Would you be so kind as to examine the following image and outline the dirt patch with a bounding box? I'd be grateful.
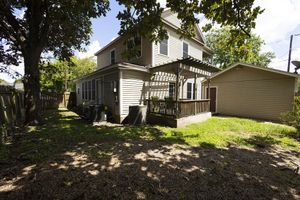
[0,139,299,200]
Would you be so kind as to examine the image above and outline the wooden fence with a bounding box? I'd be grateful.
[0,86,64,127]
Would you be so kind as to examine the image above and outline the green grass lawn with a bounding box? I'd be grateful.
[158,117,300,151]
[1,109,300,199]
[1,109,299,164]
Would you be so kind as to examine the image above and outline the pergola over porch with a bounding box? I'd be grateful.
[147,57,220,119]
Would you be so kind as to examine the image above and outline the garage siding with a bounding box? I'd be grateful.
[205,66,296,121]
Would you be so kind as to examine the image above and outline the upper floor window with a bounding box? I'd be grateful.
[160,38,168,56]
[126,35,142,60]
[183,42,189,58]
[110,49,116,64]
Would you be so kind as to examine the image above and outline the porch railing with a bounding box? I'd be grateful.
[146,99,210,118]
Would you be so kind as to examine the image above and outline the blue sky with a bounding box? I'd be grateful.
[1,0,300,82]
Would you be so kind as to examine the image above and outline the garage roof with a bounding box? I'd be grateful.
[209,63,300,80]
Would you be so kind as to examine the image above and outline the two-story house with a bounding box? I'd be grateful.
[75,9,220,126]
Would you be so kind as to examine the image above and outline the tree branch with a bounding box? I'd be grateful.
[233,0,251,37]
[0,0,27,50]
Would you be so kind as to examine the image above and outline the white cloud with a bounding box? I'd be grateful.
[254,0,300,43]
[77,40,101,59]
[252,0,300,71]
[269,47,300,72]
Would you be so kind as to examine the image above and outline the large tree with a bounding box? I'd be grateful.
[0,0,109,124]
[0,0,263,125]
[40,56,96,93]
[206,26,275,69]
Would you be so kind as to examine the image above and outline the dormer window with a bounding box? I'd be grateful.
[183,42,189,58]
[160,38,168,56]
[110,49,116,64]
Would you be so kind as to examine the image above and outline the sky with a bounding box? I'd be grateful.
[1,0,300,83]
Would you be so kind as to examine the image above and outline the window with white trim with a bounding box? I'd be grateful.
[160,39,168,56]
[110,49,116,64]
[183,42,189,58]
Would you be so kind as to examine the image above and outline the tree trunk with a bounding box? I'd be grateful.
[23,52,42,125]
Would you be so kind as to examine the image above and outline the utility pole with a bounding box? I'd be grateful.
[287,35,293,72]
[287,34,300,72]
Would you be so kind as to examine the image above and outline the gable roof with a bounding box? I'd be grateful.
[161,9,206,44]
[208,63,300,80]
[95,9,212,56]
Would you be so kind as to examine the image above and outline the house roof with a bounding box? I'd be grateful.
[75,62,148,82]
[205,63,300,81]
[76,57,219,81]
[94,10,213,56]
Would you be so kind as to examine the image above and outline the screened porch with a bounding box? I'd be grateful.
[146,57,220,119]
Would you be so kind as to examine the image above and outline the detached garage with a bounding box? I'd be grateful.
[202,63,299,121]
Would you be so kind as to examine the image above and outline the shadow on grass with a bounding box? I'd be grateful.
[0,109,299,200]
[241,135,280,148]
[280,129,300,142]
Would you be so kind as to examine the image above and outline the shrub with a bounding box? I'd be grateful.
[281,96,300,129]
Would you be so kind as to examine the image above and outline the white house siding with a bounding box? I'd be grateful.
[162,11,182,28]
[181,78,204,100]
[96,36,152,69]
[153,26,204,66]
[76,80,83,105]
[162,10,204,43]
[121,70,148,121]
[75,70,120,120]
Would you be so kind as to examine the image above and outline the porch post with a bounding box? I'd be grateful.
[206,77,210,99]
[193,74,197,100]
[181,79,184,99]
[207,77,211,112]
[148,74,152,112]
[175,65,181,117]
[194,74,197,115]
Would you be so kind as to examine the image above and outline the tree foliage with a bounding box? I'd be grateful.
[281,96,300,129]
[0,79,7,84]
[40,57,96,93]
[0,0,263,124]
[206,27,275,69]
[0,0,109,124]
[117,0,263,40]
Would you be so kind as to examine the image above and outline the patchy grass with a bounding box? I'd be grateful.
[1,110,299,165]
[0,109,300,200]
[159,117,300,151]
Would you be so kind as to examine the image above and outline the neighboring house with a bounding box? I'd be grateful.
[75,9,219,127]
[202,63,299,121]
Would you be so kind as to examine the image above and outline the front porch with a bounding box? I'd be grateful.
[146,57,220,127]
